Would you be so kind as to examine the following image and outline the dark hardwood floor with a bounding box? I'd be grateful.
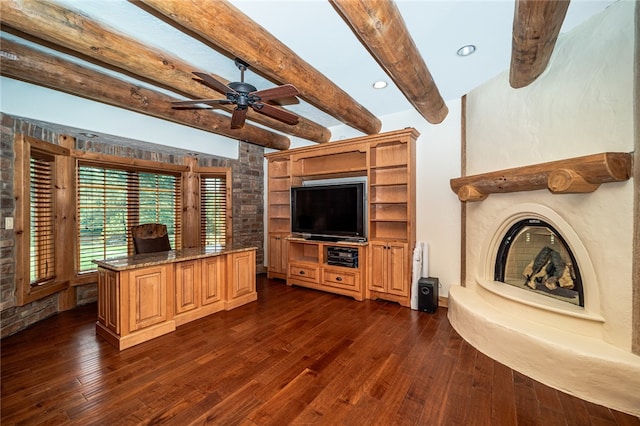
[2,275,638,426]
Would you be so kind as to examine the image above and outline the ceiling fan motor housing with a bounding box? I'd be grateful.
[228,81,257,94]
[228,81,259,109]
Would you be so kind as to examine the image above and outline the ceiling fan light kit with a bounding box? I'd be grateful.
[172,58,300,129]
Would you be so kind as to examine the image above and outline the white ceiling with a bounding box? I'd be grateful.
[15,0,618,133]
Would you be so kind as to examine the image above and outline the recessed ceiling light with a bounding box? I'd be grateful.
[79,132,99,139]
[456,44,476,57]
[372,80,388,89]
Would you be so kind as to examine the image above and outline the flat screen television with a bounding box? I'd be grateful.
[290,183,366,241]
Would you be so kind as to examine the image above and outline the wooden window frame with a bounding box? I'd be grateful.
[14,135,70,305]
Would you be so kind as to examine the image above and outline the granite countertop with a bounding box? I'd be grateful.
[93,245,257,271]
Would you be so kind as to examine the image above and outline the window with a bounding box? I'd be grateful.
[200,174,229,247]
[29,151,56,285]
[77,164,181,272]
[14,135,70,305]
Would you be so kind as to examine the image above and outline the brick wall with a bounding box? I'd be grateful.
[0,113,265,338]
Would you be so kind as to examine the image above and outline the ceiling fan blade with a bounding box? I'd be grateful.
[172,99,233,107]
[230,108,248,129]
[252,84,299,102]
[252,103,299,125]
[192,71,234,95]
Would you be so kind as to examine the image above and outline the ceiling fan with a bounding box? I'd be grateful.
[172,58,300,129]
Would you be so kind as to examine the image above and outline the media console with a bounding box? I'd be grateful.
[287,238,367,301]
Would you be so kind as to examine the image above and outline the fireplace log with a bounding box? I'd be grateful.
[450,152,632,202]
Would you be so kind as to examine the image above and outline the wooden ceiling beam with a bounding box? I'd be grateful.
[0,39,290,150]
[0,0,329,144]
[136,0,382,136]
[510,0,570,88]
[329,0,448,125]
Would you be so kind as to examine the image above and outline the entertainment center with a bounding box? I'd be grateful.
[266,128,418,307]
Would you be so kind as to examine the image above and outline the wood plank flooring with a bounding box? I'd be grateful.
[2,275,639,425]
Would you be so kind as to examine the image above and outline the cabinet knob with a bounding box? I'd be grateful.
[299,270,305,275]
[336,276,342,282]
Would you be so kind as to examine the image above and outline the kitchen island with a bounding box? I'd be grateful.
[94,246,257,350]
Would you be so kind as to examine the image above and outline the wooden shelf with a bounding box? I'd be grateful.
[450,152,632,202]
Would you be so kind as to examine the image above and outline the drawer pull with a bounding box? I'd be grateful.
[336,276,342,282]
[299,270,305,275]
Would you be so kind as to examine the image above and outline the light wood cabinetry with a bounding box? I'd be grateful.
[127,265,171,332]
[226,249,257,310]
[201,255,224,306]
[367,135,416,306]
[95,247,257,350]
[97,268,120,334]
[267,157,291,279]
[265,128,418,306]
[268,234,288,278]
[368,241,409,306]
[175,260,200,315]
[287,238,366,301]
[173,256,226,326]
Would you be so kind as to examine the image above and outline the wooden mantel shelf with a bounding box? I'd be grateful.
[450,152,632,202]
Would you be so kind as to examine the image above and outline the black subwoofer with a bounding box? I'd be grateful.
[418,277,439,313]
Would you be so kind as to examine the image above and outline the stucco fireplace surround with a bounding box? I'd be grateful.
[449,195,640,415]
[447,1,638,415]
[449,194,639,415]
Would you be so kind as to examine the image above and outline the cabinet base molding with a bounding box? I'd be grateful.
[174,301,225,327]
[368,290,411,308]
[96,320,176,351]
[288,280,365,302]
[224,292,258,310]
[267,271,287,280]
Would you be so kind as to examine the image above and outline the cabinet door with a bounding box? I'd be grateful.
[97,268,120,334]
[201,256,224,305]
[369,242,387,292]
[229,250,256,300]
[175,260,200,314]
[268,234,283,273]
[128,265,169,332]
[387,243,408,296]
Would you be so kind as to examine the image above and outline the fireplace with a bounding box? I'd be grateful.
[446,0,638,414]
[495,218,583,307]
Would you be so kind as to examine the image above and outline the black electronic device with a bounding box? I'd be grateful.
[291,183,366,241]
[418,277,439,313]
[327,246,358,268]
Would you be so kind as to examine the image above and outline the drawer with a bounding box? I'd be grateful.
[288,263,320,283]
[322,268,359,291]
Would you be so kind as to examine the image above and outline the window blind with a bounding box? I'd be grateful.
[200,175,227,248]
[77,164,181,272]
[29,152,55,285]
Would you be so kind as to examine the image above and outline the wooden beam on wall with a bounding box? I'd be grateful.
[0,39,290,150]
[510,0,570,88]
[329,0,448,125]
[136,0,382,136]
[450,152,632,202]
[0,0,329,144]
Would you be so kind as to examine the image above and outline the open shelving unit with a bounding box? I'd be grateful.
[265,128,419,306]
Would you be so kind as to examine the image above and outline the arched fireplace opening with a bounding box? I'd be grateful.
[494,218,584,307]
